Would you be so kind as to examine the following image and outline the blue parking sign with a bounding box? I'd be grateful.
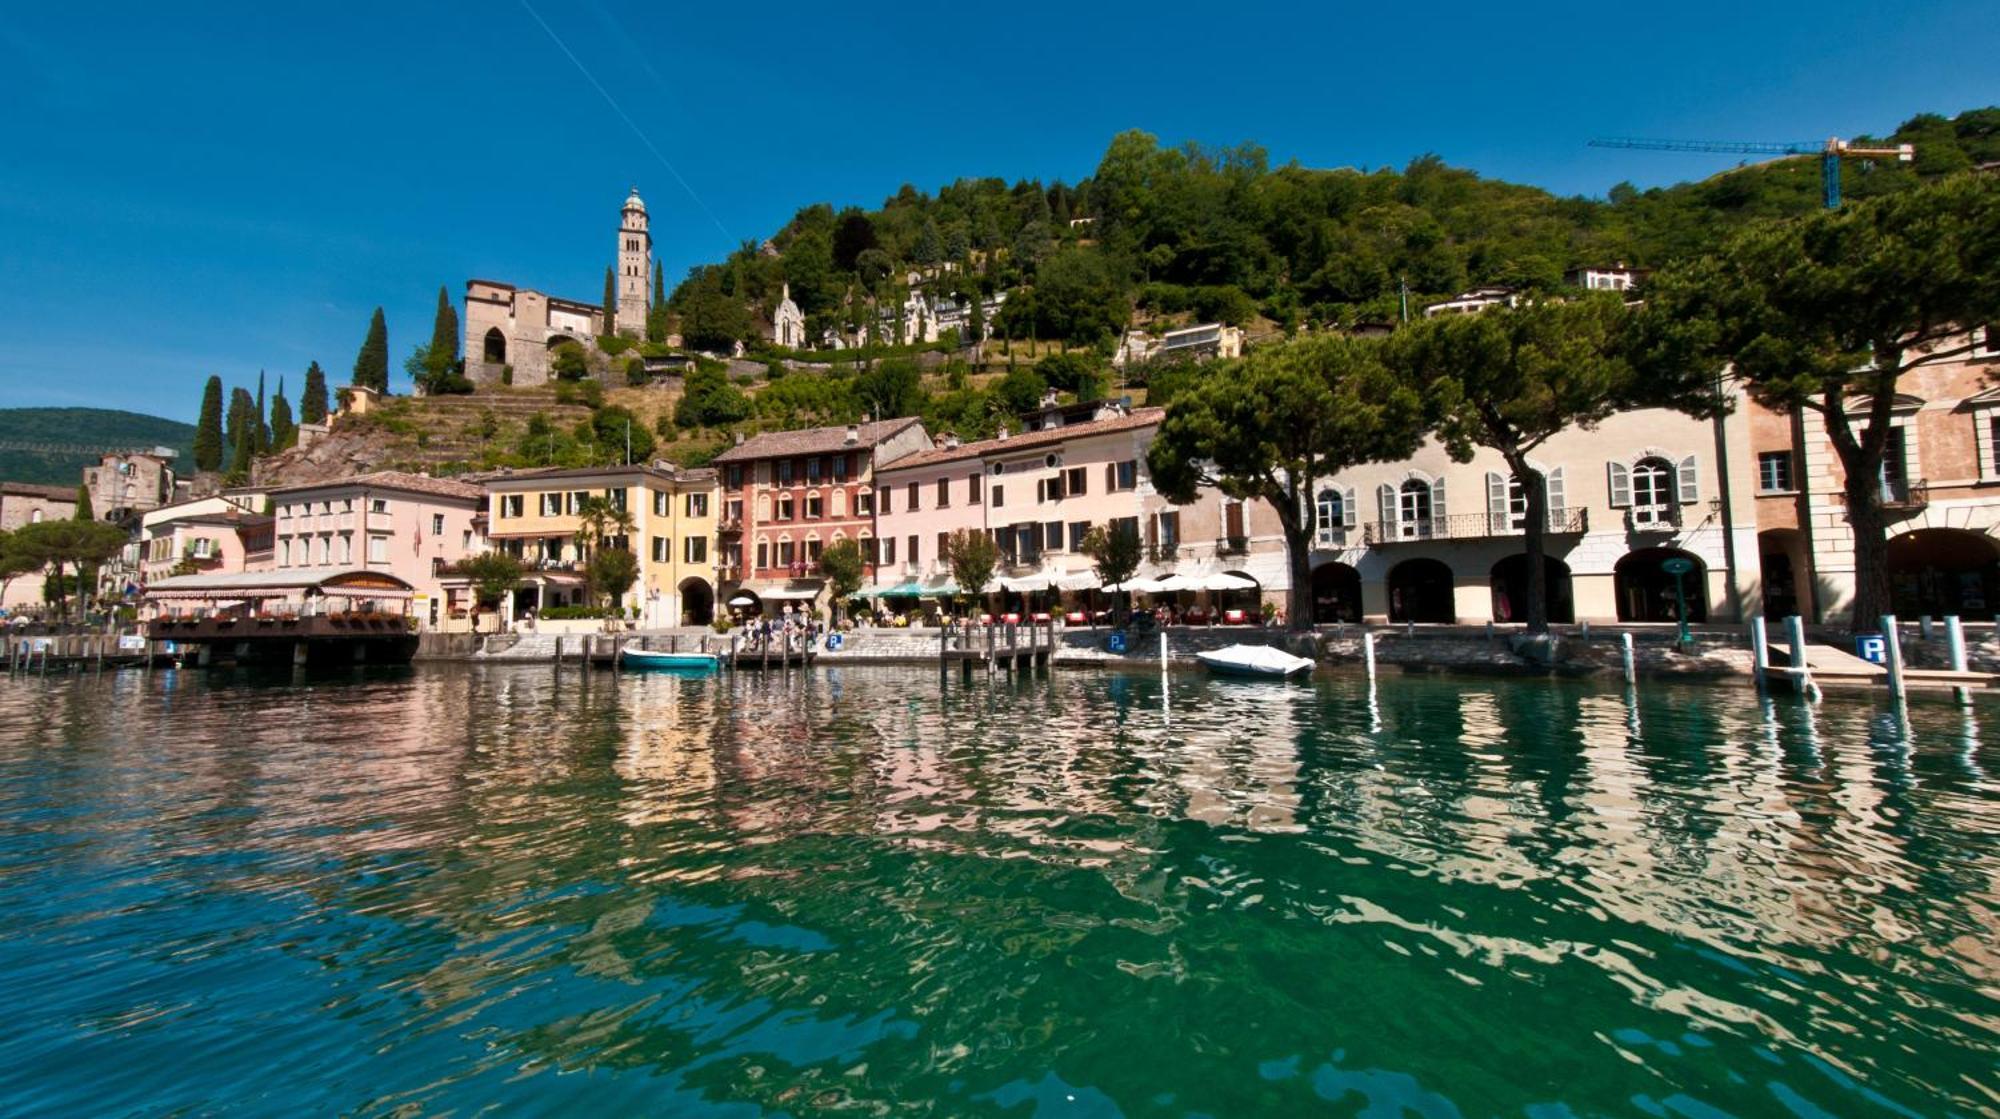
[1854,634,1886,664]
[1106,632,1128,654]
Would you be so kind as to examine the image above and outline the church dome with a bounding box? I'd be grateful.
[623,186,646,213]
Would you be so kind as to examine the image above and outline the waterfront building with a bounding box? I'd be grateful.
[81,449,178,522]
[478,463,720,627]
[462,188,649,387]
[138,496,272,587]
[1303,394,1759,626]
[872,403,1175,603]
[711,419,932,615]
[267,471,484,630]
[1751,327,2000,623]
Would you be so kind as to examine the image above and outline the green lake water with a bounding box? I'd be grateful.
[0,665,1995,1116]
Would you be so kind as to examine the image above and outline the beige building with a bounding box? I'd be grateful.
[0,481,76,530]
[82,449,178,521]
[481,463,720,627]
[1303,391,1759,626]
[462,188,651,387]
[1752,328,2000,623]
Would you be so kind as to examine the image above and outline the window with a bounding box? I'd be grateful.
[654,491,670,517]
[1110,460,1138,491]
[501,495,523,518]
[652,536,670,563]
[861,537,878,564]
[569,491,589,514]
[806,538,822,561]
[365,535,385,562]
[877,486,891,514]
[726,464,744,489]
[1757,451,1795,493]
[937,478,951,507]
[432,514,445,536]
[1065,466,1087,496]
[1156,510,1180,551]
[684,537,707,564]
[1990,414,2000,478]
[833,455,849,481]
[991,484,1004,508]
[756,541,769,569]
[608,488,627,512]
[938,531,950,564]
[805,494,823,519]
[686,492,708,517]
[1880,426,1910,502]
[856,489,874,515]
[1398,480,1434,538]
[277,539,289,566]
[777,496,795,521]
[882,536,896,565]
[778,540,795,566]
[907,481,920,510]
[366,498,386,514]
[1315,489,1350,546]
[969,473,982,503]
[908,534,920,566]
[540,493,561,516]
[1039,474,1064,502]
[779,460,794,485]
[1045,521,1064,552]
[1069,521,1092,551]
[807,457,822,483]
[1630,457,1675,524]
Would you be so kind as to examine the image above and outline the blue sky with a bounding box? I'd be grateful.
[0,0,1991,423]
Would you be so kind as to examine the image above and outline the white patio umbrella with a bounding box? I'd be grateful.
[727,594,758,607]
[1153,573,1200,593]
[1054,571,1101,591]
[1201,572,1258,591]
[1104,577,1165,594]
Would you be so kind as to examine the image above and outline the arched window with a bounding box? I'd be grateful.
[1630,457,1676,526]
[1315,487,1355,546]
[482,327,506,364]
[1399,479,1433,538]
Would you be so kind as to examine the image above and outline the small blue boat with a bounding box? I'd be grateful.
[618,647,722,673]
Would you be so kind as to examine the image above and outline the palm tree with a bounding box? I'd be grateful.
[572,495,635,564]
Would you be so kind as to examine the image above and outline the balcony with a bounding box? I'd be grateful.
[1624,504,1681,532]
[1216,535,1248,557]
[717,517,744,534]
[1363,508,1590,546]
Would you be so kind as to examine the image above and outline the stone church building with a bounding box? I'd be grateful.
[463,188,652,387]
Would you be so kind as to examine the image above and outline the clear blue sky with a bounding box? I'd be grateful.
[0,0,1991,423]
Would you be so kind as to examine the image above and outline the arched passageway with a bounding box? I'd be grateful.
[1311,562,1362,624]
[1388,558,1455,623]
[1615,547,1708,623]
[679,578,715,626]
[1888,528,2000,620]
[1490,554,1574,624]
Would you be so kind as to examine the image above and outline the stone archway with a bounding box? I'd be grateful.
[1615,547,1708,623]
[483,327,507,364]
[1888,528,2000,621]
[678,577,715,626]
[1388,558,1455,623]
[1310,562,1362,624]
[1490,554,1574,624]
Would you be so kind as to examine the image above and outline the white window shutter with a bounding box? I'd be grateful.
[1607,461,1631,507]
[1377,483,1396,530]
[1431,477,1448,536]
[1547,467,1567,526]
[1677,455,1699,503]
[1342,486,1357,529]
[1486,471,1508,534]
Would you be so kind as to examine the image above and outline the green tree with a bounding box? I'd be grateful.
[945,528,1000,615]
[269,378,296,450]
[1080,522,1142,620]
[458,551,523,619]
[551,341,590,381]
[1031,248,1127,343]
[73,483,93,522]
[852,358,925,420]
[226,406,256,483]
[301,361,330,425]
[819,538,865,621]
[582,405,656,464]
[352,307,389,392]
[675,363,752,429]
[0,530,41,609]
[254,370,268,453]
[1034,351,1105,395]
[10,519,129,621]
[223,387,255,469]
[572,495,635,563]
[1391,296,1720,635]
[1149,336,1428,629]
[193,375,225,471]
[1637,172,2000,630]
[602,264,618,337]
[588,547,641,613]
[672,266,754,352]
[992,367,1047,417]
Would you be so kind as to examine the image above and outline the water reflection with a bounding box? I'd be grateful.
[0,665,1994,1116]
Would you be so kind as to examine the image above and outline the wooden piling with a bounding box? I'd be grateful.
[1880,614,1906,704]
[1749,615,1770,692]
[1946,615,1970,706]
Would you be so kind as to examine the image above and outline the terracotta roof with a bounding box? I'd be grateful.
[711,418,925,464]
[0,481,77,501]
[879,408,1163,473]
[269,471,483,502]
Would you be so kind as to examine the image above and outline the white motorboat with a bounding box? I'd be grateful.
[1195,643,1316,679]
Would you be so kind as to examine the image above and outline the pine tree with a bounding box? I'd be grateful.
[603,265,618,336]
[270,377,296,450]
[192,375,224,471]
[73,483,93,522]
[352,307,389,392]
[254,370,268,453]
[301,361,329,424]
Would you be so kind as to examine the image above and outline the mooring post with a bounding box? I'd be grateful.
[1880,614,1906,704]
[1621,632,1636,685]
[1784,614,1819,702]
[1159,630,1168,672]
[1945,615,1970,706]
[1920,615,1934,641]
[1363,630,1377,681]
[1749,615,1770,692]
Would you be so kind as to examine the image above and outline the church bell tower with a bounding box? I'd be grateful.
[616,187,650,337]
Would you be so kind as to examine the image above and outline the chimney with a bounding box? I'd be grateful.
[860,412,872,424]
[734,431,745,446]
[945,432,960,450]
[996,425,1009,441]
[845,424,859,445]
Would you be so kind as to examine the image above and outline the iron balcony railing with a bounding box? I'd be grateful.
[1362,508,1589,545]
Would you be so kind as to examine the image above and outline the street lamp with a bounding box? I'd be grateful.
[1661,556,1696,652]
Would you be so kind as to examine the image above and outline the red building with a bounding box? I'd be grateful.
[710,418,930,614]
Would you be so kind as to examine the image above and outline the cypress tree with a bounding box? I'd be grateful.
[603,265,618,336]
[270,376,296,450]
[74,483,93,522]
[428,286,459,367]
[352,307,389,392]
[193,375,224,471]
[223,387,254,466]
[652,261,664,308]
[226,413,255,483]
[254,370,268,453]
[301,361,329,424]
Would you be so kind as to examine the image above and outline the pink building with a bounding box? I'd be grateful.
[267,472,484,629]
[140,505,273,585]
[872,403,1164,599]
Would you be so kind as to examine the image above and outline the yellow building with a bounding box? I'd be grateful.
[481,464,720,627]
